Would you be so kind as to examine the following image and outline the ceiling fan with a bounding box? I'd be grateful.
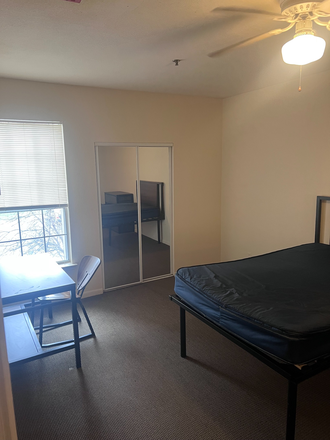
[208,0,330,65]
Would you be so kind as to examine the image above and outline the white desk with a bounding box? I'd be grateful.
[0,254,81,368]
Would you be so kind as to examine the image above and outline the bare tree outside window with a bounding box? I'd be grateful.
[0,208,68,262]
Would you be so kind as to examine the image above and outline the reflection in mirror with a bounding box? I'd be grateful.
[97,144,172,290]
[98,146,140,289]
[138,147,171,279]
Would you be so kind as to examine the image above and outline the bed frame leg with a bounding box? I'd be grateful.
[286,380,297,440]
[180,307,186,358]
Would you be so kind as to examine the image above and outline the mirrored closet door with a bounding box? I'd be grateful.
[96,144,172,290]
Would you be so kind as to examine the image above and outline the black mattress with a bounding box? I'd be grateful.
[174,243,330,365]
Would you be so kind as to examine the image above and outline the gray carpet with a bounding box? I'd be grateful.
[10,277,330,439]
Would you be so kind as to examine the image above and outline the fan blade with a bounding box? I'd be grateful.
[208,28,288,58]
[212,7,282,18]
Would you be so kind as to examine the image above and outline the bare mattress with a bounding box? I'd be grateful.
[174,243,330,365]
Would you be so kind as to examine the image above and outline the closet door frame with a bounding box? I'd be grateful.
[95,142,174,292]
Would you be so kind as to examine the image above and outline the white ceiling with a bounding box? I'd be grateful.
[1,0,330,98]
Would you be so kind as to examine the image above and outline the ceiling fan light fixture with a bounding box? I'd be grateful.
[281,33,326,65]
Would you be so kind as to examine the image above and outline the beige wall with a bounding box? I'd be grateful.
[0,78,223,292]
[221,69,330,262]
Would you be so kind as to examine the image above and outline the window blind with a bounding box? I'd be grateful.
[0,121,68,209]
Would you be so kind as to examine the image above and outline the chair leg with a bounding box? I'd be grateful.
[39,306,44,345]
[46,302,79,322]
[36,299,95,347]
[78,300,95,337]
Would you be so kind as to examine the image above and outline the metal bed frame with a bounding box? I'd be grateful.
[169,195,330,440]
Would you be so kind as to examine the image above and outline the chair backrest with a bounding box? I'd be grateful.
[76,255,101,297]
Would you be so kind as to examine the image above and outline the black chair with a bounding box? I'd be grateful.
[35,255,101,347]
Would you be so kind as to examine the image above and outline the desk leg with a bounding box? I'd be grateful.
[29,297,35,326]
[71,289,81,368]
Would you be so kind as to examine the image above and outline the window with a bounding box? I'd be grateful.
[0,120,70,263]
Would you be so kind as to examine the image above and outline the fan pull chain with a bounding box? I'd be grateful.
[298,65,302,92]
